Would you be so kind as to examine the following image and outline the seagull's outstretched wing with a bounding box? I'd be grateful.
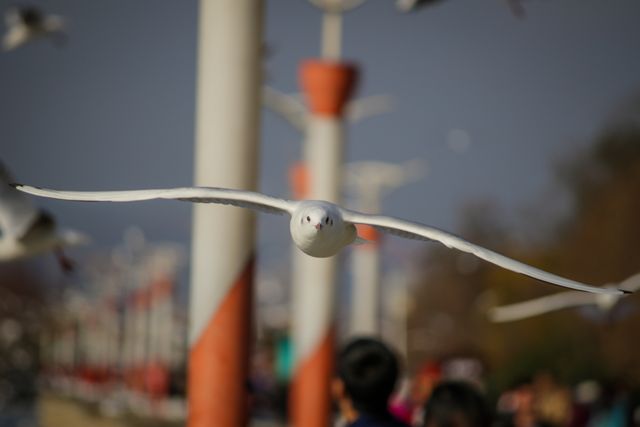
[13,185,296,216]
[4,7,22,27]
[489,291,597,322]
[0,166,39,239]
[340,209,626,295]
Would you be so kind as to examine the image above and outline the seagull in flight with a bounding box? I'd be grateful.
[489,272,640,322]
[13,184,629,295]
[0,167,87,272]
[2,6,65,52]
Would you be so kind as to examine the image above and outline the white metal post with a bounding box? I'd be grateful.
[188,1,263,426]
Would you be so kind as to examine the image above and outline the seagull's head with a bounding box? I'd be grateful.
[290,201,349,257]
[299,206,336,234]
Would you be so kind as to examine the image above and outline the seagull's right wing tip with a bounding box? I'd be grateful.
[619,288,633,295]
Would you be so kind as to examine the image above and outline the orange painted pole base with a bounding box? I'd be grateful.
[187,258,254,427]
[290,328,336,427]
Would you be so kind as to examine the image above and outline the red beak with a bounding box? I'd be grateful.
[315,223,322,230]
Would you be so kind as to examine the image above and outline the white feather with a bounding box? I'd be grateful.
[489,272,640,322]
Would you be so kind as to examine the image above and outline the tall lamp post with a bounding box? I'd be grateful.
[289,1,362,425]
[263,28,393,427]
[345,160,424,336]
[265,2,431,424]
[188,1,263,426]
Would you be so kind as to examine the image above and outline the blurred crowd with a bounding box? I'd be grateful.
[0,270,638,427]
[1,301,639,427]
[248,336,640,427]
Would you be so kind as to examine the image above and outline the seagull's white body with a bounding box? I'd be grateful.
[0,164,87,265]
[13,184,630,296]
[2,7,65,51]
[489,273,640,322]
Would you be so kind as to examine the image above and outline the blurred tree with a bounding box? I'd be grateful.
[408,93,640,390]
[407,199,506,372]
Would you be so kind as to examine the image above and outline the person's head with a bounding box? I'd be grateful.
[422,381,491,427]
[333,338,400,417]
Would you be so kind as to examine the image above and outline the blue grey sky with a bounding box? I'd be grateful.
[2,0,640,279]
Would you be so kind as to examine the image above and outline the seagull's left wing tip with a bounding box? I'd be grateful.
[619,288,633,295]
[9,183,33,192]
[9,183,41,191]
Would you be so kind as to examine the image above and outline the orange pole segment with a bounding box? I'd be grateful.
[289,161,310,200]
[300,60,358,118]
[187,258,254,427]
[290,328,336,427]
[356,224,381,244]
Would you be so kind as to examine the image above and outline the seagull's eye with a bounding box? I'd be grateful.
[306,216,310,222]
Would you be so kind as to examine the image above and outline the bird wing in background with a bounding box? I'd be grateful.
[2,24,28,51]
[4,7,23,27]
[261,86,307,131]
[13,185,296,216]
[617,272,640,293]
[42,14,64,33]
[0,164,40,239]
[489,291,598,322]
[339,208,626,295]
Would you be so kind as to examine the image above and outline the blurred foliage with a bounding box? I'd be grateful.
[408,94,640,391]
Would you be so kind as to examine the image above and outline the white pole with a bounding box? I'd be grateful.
[345,160,424,336]
[291,82,348,427]
[189,1,263,426]
[290,4,358,423]
[321,12,342,60]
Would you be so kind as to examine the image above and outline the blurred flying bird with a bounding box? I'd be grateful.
[395,0,443,13]
[14,184,631,296]
[505,0,526,19]
[2,5,65,51]
[395,0,526,19]
[0,165,87,271]
[489,272,640,322]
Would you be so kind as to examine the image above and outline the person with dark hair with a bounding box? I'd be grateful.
[422,381,492,427]
[332,338,410,427]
